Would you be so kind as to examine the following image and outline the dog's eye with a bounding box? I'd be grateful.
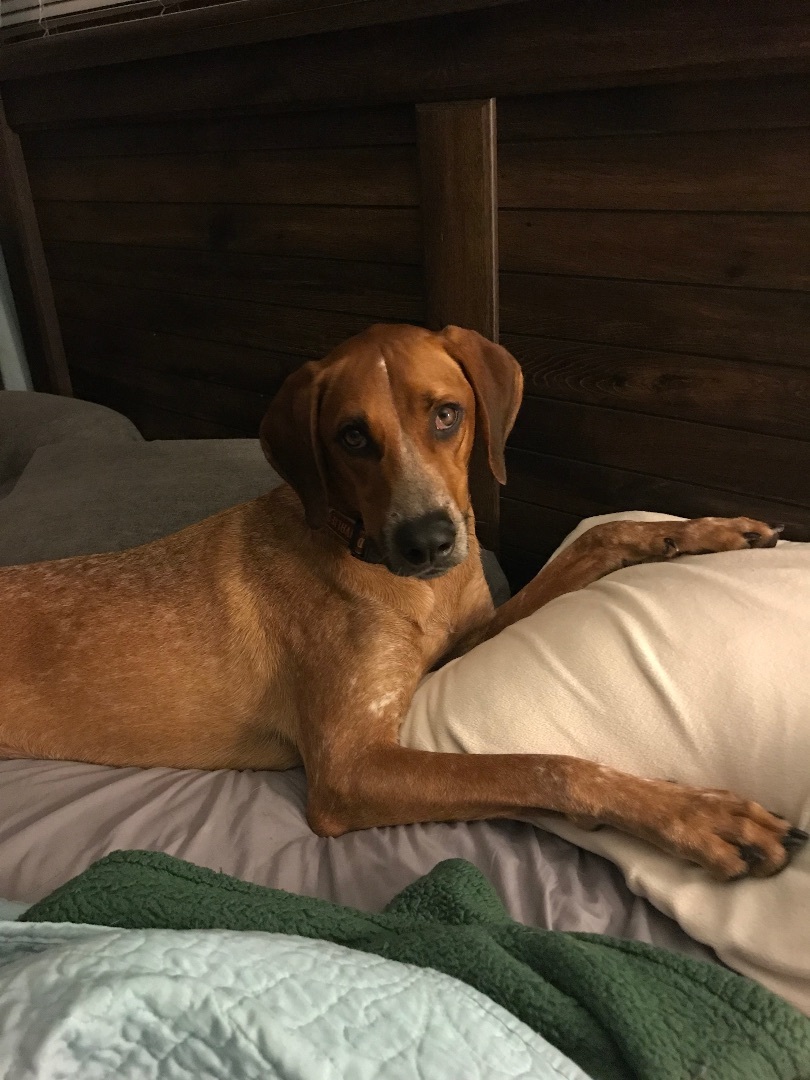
[340,426,368,451]
[434,405,460,432]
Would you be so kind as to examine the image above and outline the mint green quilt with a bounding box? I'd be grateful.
[20,851,810,1080]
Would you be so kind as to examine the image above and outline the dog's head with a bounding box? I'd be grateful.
[260,323,522,579]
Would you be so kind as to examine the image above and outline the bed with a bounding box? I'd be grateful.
[1,3,810,1067]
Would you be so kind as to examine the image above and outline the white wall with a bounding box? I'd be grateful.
[0,245,33,391]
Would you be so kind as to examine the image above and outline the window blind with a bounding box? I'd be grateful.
[0,0,246,44]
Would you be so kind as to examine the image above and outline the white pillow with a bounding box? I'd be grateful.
[402,512,810,1014]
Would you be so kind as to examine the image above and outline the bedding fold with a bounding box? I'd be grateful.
[21,850,810,1080]
[0,923,586,1080]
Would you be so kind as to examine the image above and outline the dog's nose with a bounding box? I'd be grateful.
[394,510,457,570]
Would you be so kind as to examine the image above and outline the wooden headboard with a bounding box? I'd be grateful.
[2,0,809,588]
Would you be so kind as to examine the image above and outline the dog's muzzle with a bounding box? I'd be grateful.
[389,509,460,578]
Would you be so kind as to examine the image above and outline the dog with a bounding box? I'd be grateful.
[0,323,805,880]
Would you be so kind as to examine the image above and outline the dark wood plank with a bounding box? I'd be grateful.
[418,99,498,338]
[51,278,381,357]
[498,542,550,592]
[7,1,810,126]
[22,105,416,159]
[46,243,426,322]
[27,145,418,205]
[501,333,810,442]
[0,93,71,395]
[417,98,499,548]
[498,74,810,140]
[500,447,810,590]
[499,129,810,212]
[60,316,306,396]
[500,499,581,565]
[504,448,810,540]
[499,211,810,291]
[500,274,810,366]
[499,446,810,589]
[71,369,250,438]
[71,355,270,433]
[0,0,521,80]
[36,202,422,262]
[510,396,810,508]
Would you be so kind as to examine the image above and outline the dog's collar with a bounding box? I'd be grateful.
[326,508,384,563]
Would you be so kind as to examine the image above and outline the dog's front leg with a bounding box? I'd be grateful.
[300,515,807,880]
[304,720,805,881]
[447,515,783,659]
[301,641,805,882]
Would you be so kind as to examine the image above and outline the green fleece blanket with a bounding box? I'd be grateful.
[22,851,810,1080]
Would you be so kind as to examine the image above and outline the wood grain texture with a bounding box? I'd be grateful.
[71,354,271,433]
[504,448,810,540]
[60,316,307,396]
[22,105,417,159]
[6,0,810,125]
[417,99,498,338]
[45,243,426,322]
[70,369,251,438]
[499,211,810,291]
[510,396,810,508]
[417,98,499,547]
[499,448,810,589]
[51,278,378,357]
[501,498,580,555]
[500,499,581,565]
[499,128,810,211]
[500,274,810,366]
[36,202,422,262]
[501,333,810,441]
[499,541,561,591]
[0,93,71,394]
[497,74,810,140]
[497,75,810,569]
[27,145,419,205]
[22,99,426,443]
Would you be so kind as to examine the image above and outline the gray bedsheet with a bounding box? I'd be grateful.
[0,391,713,962]
[0,759,711,963]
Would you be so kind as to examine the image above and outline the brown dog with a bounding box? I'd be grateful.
[0,323,805,880]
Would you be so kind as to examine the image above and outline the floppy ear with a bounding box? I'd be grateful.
[441,326,523,485]
[259,361,329,528]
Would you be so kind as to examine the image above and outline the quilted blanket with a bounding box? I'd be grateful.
[22,851,810,1080]
[0,922,589,1080]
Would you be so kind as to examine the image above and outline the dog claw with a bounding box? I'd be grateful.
[784,826,809,849]
[738,844,767,869]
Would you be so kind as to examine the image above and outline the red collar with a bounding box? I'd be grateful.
[326,509,383,563]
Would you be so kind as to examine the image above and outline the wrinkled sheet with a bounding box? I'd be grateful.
[0,760,712,963]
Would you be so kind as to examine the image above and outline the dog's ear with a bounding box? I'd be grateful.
[441,326,523,485]
[260,361,328,528]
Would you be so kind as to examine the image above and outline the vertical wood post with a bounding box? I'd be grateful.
[417,98,499,550]
[0,92,72,395]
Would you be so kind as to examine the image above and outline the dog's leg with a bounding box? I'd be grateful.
[306,709,806,881]
[450,515,783,657]
[305,516,807,880]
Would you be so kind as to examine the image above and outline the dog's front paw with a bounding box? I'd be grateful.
[645,781,806,881]
[663,517,783,558]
